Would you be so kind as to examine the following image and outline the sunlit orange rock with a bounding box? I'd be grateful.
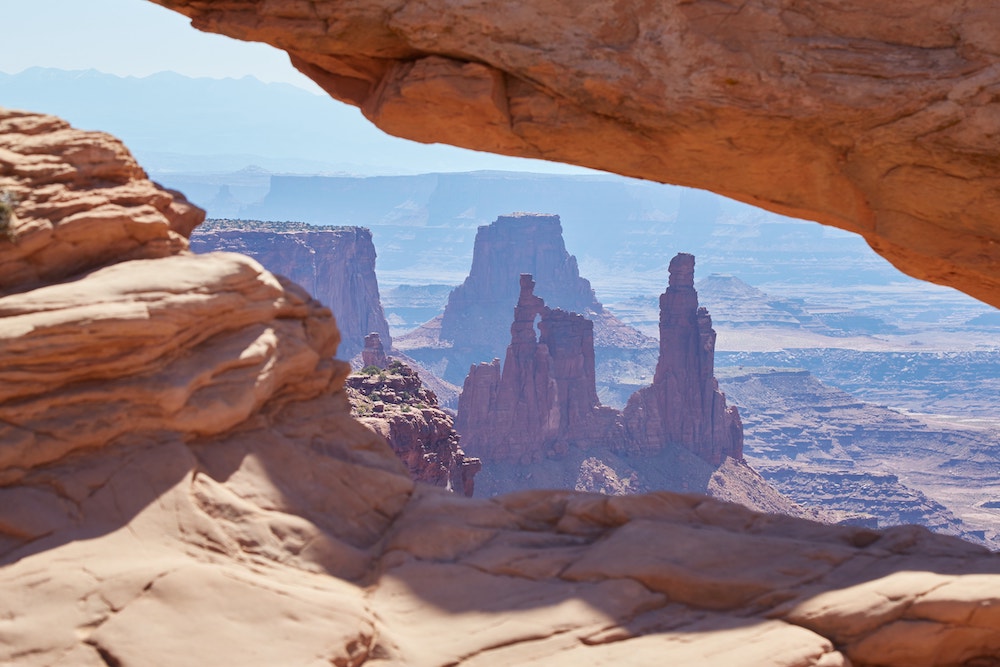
[153,0,1000,308]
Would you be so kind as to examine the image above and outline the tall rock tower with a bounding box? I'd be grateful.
[456,275,622,464]
[623,253,743,464]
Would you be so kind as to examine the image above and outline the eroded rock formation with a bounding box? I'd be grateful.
[0,111,200,296]
[346,360,480,496]
[457,263,752,501]
[361,331,389,369]
[4,108,1000,667]
[624,253,744,465]
[456,275,621,464]
[439,214,601,351]
[154,0,1000,309]
[191,218,391,359]
[397,212,652,385]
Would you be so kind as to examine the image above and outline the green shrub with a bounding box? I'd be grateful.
[0,189,18,241]
[360,365,382,376]
[401,404,411,413]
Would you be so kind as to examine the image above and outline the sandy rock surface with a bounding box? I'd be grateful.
[152,0,1000,309]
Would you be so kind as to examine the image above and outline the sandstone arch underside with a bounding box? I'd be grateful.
[153,0,1000,308]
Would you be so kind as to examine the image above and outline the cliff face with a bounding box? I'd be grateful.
[5,108,1000,667]
[456,275,621,464]
[624,253,744,464]
[190,219,391,359]
[347,360,480,496]
[154,0,1000,309]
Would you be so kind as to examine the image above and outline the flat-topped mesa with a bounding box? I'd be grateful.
[362,332,390,369]
[623,253,744,465]
[439,213,602,353]
[190,219,391,359]
[456,274,621,464]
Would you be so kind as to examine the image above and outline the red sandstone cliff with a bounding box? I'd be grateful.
[190,218,391,359]
[456,275,621,464]
[153,0,1000,309]
[346,360,480,496]
[459,258,743,470]
[624,253,744,464]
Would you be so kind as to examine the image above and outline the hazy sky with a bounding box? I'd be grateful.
[2,0,597,174]
[3,0,320,88]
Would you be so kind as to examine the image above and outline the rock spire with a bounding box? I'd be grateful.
[362,332,390,369]
[456,274,621,464]
[623,253,744,464]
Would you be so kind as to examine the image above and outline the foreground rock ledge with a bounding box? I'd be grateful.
[4,114,1000,663]
[153,0,1000,309]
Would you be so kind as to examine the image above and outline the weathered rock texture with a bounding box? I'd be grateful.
[190,218,391,359]
[361,331,389,368]
[457,266,754,505]
[153,0,1000,309]
[4,108,1000,667]
[346,360,480,496]
[624,254,744,465]
[456,275,621,464]
[397,212,652,385]
[0,110,200,296]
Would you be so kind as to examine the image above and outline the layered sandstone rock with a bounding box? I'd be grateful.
[624,254,744,465]
[346,360,480,496]
[456,275,621,464]
[190,219,391,359]
[455,272,778,513]
[0,110,200,296]
[4,108,1000,667]
[152,0,1000,309]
